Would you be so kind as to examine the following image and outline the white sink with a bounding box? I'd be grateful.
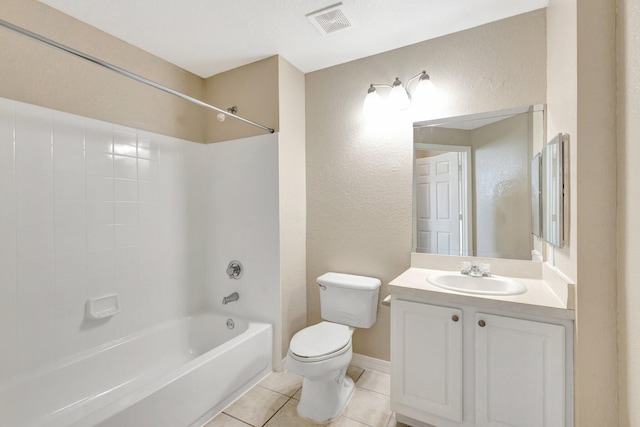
[427,272,527,296]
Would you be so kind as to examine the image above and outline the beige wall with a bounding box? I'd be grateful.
[0,0,205,142]
[205,57,279,143]
[618,0,640,424]
[277,57,307,361]
[547,0,619,424]
[306,10,546,361]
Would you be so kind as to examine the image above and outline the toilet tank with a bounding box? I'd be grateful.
[317,272,381,328]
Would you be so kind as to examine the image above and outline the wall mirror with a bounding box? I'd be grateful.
[541,134,564,248]
[413,105,544,260]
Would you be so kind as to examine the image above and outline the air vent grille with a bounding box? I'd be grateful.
[307,3,354,35]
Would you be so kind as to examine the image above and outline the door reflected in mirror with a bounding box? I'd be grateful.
[413,106,544,260]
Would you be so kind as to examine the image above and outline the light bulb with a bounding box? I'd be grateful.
[363,86,383,118]
[389,78,410,110]
[412,75,436,107]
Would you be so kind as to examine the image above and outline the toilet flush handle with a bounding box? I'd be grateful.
[318,284,326,290]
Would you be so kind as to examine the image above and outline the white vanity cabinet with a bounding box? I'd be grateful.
[474,313,566,427]
[391,299,571,427]
[391,300,463,423]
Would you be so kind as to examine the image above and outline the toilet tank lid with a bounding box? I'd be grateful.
[317,272,381,290]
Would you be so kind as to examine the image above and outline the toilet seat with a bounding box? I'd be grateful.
[289,322,351,362]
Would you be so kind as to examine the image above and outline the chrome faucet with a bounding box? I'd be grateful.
[222,292,239,305]
[461,262,491,277]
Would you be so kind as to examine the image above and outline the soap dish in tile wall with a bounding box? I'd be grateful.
[85,294,121,320]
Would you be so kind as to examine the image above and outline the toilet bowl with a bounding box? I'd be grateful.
[286,322,355,422]
[285,272,381,423]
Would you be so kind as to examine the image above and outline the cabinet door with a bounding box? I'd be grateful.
[391,300,463,423]
[475,313,565,427]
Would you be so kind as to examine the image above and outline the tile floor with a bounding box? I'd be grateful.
[203,366,408,427]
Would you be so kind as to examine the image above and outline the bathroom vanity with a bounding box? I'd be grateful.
[389,255,574,427]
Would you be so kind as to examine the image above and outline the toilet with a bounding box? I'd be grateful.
[285,272,381,423]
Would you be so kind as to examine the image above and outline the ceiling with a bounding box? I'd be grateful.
[38,0,548,78]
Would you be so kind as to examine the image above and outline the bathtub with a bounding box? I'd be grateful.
[0,313,272,427]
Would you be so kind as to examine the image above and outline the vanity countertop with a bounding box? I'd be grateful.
[389,267,575,320]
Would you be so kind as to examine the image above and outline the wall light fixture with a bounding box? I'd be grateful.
[363,71,435,116]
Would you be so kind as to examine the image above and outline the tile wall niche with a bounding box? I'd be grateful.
[0,97,208,382]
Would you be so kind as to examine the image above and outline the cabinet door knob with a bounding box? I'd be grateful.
[478,320,486,327]
[452,315,459,322]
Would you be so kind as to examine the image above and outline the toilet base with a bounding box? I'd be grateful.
[296,369,355,423]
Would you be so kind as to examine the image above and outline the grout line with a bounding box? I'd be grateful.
[219,412,253,426]
[255,383,296,399]
[260,395,292,427]
[384,412,394,427]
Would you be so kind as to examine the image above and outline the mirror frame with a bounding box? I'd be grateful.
[541,133,565,248]
[531,152,542,237]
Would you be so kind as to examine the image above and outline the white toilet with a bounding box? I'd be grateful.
[285,272,381,423]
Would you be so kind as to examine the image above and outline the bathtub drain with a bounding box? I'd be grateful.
[226,319,235,329]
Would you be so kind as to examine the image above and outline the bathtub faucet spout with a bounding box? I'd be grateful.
[222,292,239,305]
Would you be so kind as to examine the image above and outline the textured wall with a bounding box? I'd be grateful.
[306,10,546,361]
[547,0,619,424]
[204,57,280,143]
[617,0,640,424]
[0,0,205,143]
[277,57,307,362]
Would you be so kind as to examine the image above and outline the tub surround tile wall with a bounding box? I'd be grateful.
[203,134,283,366]
[0,97,208,382]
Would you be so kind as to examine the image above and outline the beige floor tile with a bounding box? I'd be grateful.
[347,365,365,382]
[203,412,252,427]
[223,385,289,426]
[264,398,370,427]
[259,370,303,397]
[332,417,372,427]
[356,370,391,396]
[342,386,392,427]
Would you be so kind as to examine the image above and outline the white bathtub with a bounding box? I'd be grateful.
[0,313,272,427]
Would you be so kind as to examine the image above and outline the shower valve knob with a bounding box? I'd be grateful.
[226,260,243,279]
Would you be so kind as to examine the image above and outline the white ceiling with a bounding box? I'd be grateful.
[38,0,547,78]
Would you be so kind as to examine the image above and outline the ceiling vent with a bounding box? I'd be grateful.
[306,3,355,35]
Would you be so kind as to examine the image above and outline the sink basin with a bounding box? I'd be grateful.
[426,272,527,296]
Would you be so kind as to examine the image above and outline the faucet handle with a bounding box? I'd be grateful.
[461,261,472,275]
[480,263,491,277]
[226,260,243,279]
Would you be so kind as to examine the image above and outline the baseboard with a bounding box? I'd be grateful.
[351,353,390,375]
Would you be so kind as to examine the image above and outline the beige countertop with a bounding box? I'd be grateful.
[389,267,575,320]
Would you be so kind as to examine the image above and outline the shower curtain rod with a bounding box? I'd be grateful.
[0,19,275,134]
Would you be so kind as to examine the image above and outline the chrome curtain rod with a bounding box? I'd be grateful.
[0,19,275,134]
